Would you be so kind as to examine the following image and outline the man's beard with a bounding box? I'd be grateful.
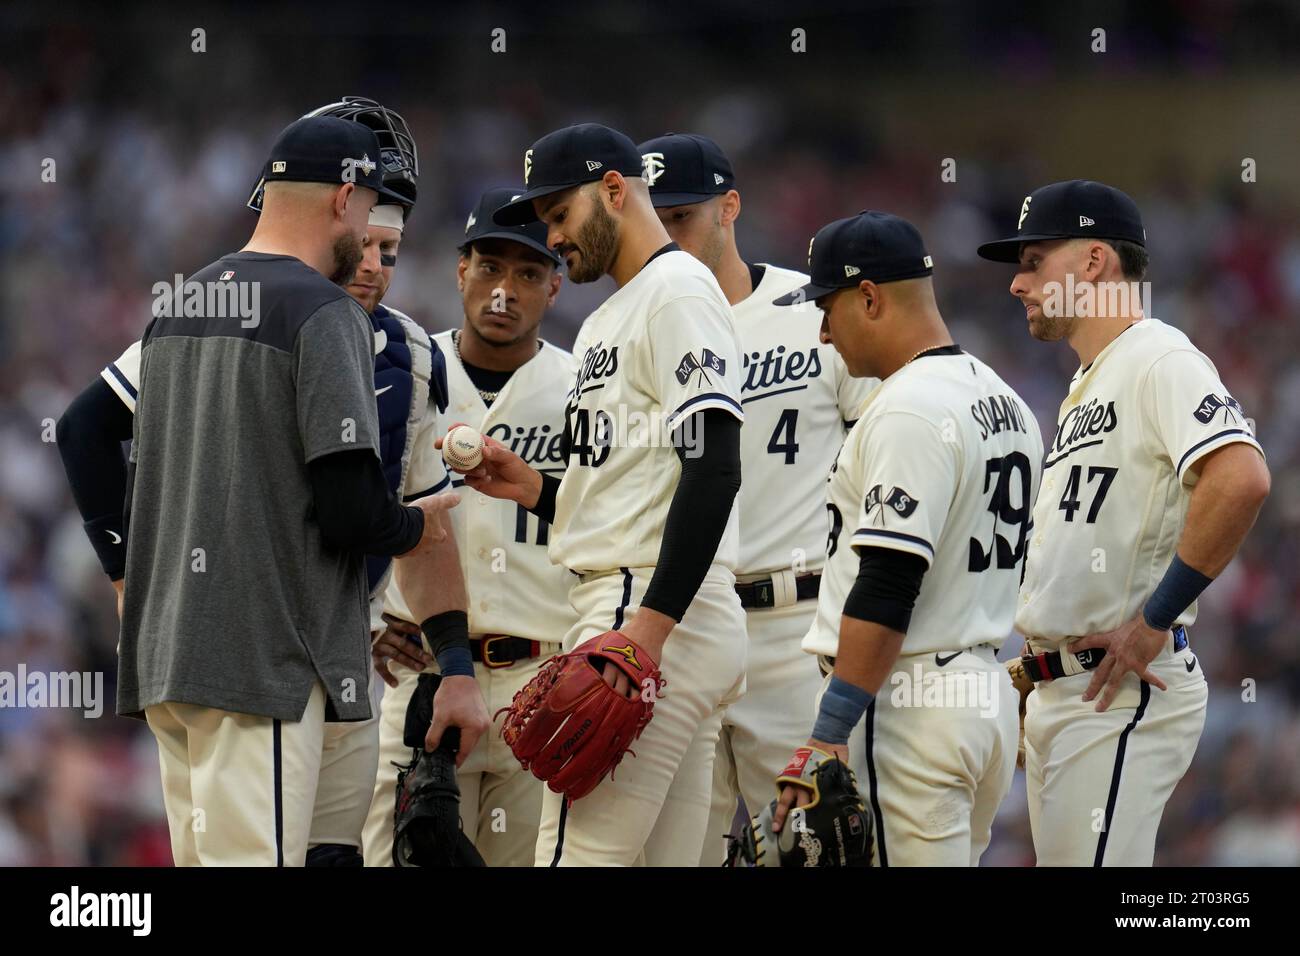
[697,222,725,274]
[566,201,618,283]
[329,233,365,286]
[1028,308,1074,343]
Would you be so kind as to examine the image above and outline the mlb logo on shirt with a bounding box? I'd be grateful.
[219,270,235,281]
[701,348,726,375]
[675,352,702,385]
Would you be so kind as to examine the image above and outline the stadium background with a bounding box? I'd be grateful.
[1,1,1297,865]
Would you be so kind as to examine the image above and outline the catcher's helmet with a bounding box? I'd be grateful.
[248,96,419,215]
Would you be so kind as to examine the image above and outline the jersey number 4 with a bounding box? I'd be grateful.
[1057,464,1117,523]
[767,409,800,464]
[968,452,1032,572]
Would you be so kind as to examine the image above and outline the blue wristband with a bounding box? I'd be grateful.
[434,645,474,678]
[811,675,874,746]
[1142,555,1214,632]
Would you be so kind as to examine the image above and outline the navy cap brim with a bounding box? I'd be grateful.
[492,183,578,226]
[647,190,722,208]
[461,229,560,264]
[772,281,843,307]
[977,233,1073,263]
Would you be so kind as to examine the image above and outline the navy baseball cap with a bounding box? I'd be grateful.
[977,180,1146,263]
[493,124,644,226]
[637,133,736,207]
[248,116,387,208]
[773,211,935,306]
[460,186,561,264]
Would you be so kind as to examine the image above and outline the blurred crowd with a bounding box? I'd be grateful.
[1,5,1298,865]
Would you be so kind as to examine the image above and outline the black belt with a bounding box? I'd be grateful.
[471,635,543,669]
[734,573,820,610]
[1022,624,1187,683]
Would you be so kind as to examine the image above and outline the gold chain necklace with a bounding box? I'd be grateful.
[905,344,954,366]
[452,330,501,404]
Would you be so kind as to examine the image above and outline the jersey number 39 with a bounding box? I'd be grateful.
[968,452,1032,572]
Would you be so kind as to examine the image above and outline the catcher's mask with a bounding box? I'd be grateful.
[248,96,418,215]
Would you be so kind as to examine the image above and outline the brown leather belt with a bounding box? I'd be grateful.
[471,635,544,669]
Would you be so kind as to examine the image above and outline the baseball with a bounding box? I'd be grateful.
[443,424,484,471]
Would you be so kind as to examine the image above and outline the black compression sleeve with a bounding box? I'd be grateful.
[842,546,928,633]
[529,472,561,525]
[640,409,742,621]
[309,450,425,556]
[56,377,135,580]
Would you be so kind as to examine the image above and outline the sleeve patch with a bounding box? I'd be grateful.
[701,348,726,375]
[675,351,703,385]
[674,349,726,386]
[884,486,919,517]
[1193,392,1246,426]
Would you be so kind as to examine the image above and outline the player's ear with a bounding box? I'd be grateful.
[1091,241,1115,280]
[332,182,355,223]
[720,190,741,226]
[858,279,880,318]
[547,268,562,306]
[456,253,469,291]
[604,171,630,211]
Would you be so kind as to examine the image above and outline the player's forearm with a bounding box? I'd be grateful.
[833,617,907,696]
[525,470,557,522]
[1177,444,1270,577]
[811,617,904,745]
[56,378,134,580]
[309,450,425,555]
[394,522,467,621]
[813,546,926,742]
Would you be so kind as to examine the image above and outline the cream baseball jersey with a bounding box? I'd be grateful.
[101,339,142,411]
[806,348,1044,657]
[551,248,745,574]
[384,331,578,641]
[1016,319,1262,646]
[733,264,875,575]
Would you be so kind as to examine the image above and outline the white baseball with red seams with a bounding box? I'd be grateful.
[442,424,484,470]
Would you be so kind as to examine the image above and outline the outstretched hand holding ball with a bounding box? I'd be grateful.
[435,426,543,508]
[441,424,484,471]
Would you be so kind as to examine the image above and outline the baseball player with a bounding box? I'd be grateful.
[977,180,1270,865]
[360,186,578,866]
[636,132,876,865]
[465,123,747,866]
[768,211,1043,867]
[60,98,482,868]
[284,99,491,867]
[67,113,467,868]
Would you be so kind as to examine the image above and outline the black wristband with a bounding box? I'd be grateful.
[530,472,561,525]
[420,610,472,677]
